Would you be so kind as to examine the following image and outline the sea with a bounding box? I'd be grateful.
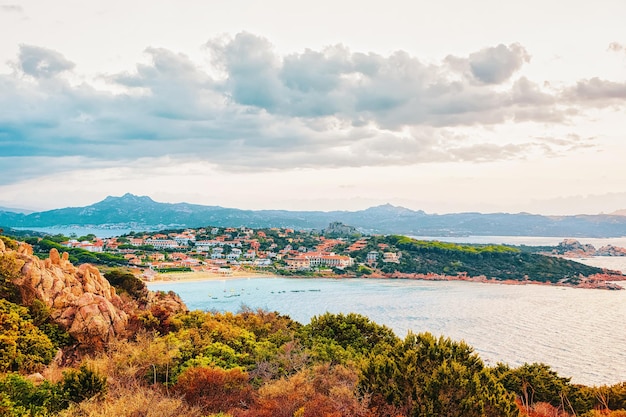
[148,277,626,387]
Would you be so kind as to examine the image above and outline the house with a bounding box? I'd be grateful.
[383,252,401,263]
[254,258,272,267]
[149,253,165,262]
[286,251,354,270]
[366,251,378,265]
[145,239,179,249]
[285,256,311,270]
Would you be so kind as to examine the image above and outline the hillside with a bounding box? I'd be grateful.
[3,194,626,237]
[374,235,621,288]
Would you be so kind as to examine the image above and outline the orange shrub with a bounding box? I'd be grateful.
[174,366,253,414]
[234,364,372,417]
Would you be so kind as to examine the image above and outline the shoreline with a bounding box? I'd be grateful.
[148,270,281,284]
[145,270,625,290]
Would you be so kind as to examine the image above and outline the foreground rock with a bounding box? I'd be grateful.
[1,239,187,351]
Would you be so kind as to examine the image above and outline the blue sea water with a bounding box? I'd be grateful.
[148,277,626,386]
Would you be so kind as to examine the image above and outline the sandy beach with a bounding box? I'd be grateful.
[147,270,281,284]
[145,269,624,289]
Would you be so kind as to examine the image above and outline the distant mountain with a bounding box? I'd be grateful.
[2,193,626,237]
[610,209,626,216]
[0,205,34,214]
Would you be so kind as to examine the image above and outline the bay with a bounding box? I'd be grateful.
[148,277,626,387]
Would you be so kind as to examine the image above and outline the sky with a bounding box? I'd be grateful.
[1,0,625,215]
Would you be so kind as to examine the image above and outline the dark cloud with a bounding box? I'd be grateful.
[0,35,622,185]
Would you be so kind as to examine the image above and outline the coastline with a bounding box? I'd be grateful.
[148,270,280,284]
[145,270,625,290]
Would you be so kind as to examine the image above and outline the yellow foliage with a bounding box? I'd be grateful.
[56,382,204,417]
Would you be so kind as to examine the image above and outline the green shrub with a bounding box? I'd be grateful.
[0,373,65,416]
[61,365,107,405]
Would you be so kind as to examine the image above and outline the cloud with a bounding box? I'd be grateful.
[208,35,552,129]
[446,43,530,85]
[565,77,626,102]
[0,34,623,186]
[468,43,530,84]
[533,134,597,155]
[18,44,75,78]
[608,42,624,53]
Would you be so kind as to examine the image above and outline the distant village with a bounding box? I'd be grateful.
[59,225,401,280]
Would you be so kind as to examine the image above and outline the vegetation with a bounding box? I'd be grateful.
[379,235,602,283]
[2,304,625,416]
[0,299,56,373]
[103,270,148,301]
[22,237,127,267]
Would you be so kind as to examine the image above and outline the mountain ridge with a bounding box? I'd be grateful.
[2,194,626,237]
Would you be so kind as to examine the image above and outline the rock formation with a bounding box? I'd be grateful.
[553,239,626,258]
[2,241,128,349]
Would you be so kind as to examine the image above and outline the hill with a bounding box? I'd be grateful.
[3,193,626,237]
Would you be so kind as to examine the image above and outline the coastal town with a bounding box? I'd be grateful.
[57,223,397,280]
[46,222,626,290]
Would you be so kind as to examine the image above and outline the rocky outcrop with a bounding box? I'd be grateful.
[2,242,128,349]
[552,239,626,258]
[596,245,626,256]
[555,239,596,257]
[146,290,186,315]
[323,222,360,237]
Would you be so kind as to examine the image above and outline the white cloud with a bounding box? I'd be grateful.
[0,30,625,213]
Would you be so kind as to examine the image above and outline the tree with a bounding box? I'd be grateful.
[300,312,398,358]
[494,362,588,415]
[360,332,517,417]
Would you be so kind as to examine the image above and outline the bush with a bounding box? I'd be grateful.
[175,366,252,413]
[0,299,55,373]
[0,373,65,416]
[360,332,517,417]
[62,365,107,405]
[300,312,398,358]
[0,251,23,302]
[104,270,148,300]
[29,299,73,349]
